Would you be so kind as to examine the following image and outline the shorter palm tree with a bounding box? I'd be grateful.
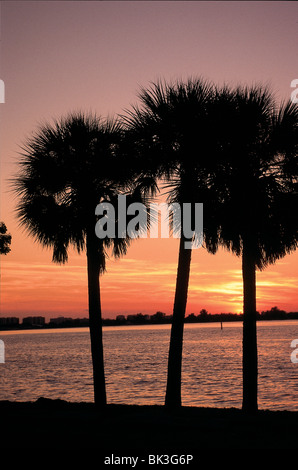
[13,112,137,407]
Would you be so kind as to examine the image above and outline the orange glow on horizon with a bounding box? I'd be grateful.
[1,232,298,321]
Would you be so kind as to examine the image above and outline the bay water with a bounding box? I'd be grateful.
[1,320,298,411]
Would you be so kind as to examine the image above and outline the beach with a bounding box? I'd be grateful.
[1,397,298,451]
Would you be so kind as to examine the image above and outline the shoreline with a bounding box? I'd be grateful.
[1,397,298,450]
[1,316,298,332]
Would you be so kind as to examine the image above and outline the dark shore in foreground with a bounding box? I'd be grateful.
[1,398,298,451]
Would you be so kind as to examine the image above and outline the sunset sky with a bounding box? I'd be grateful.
[0,1,298,320]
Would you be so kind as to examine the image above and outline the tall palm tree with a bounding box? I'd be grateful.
[124,78,220,408]
[126,79,298,413]
[0,222,11,255]
[13,112,136,407]
[212,85,298,413]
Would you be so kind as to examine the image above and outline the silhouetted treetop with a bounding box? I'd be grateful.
[0,222,11,255]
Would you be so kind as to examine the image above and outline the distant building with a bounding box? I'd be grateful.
[48,317,89,327]
[50,316,71,325]
[127,315,136,323]
[116,315,126,322]
[0,317,19,326]
[22,316,45,326]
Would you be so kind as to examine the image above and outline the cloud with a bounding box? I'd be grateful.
[1,249,298,318]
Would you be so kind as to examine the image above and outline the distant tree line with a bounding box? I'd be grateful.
[103,307,298,325]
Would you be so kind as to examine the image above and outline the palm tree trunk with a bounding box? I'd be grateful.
[242,237,258,413]
[86,229,106,407]
[165,234,192,408]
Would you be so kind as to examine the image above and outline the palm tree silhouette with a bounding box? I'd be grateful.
[213,85,298,413]
[126,79,298,412]
[125,78,220,408]
[13,112,135,407]
[0,222,11,255]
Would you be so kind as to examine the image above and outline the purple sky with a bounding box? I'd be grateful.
[1,2,297,180]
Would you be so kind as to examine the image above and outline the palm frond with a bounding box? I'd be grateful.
[12,111,136,270]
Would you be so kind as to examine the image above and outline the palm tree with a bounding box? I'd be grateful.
[13,112,136,407]
[212,85,298,413]
[124,78,220,408]
[126,79,298,413]
[0,222,11,255]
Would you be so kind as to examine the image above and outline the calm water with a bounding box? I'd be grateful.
[1,320,298,411]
